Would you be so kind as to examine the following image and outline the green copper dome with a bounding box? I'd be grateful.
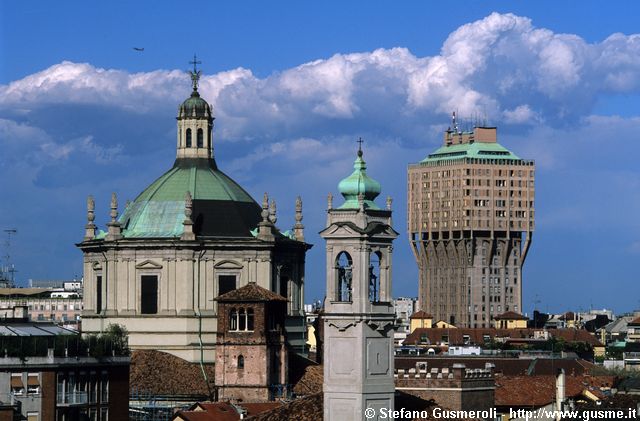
[117,159,262,238]
[178,91,212,120]
[337,149,381,210]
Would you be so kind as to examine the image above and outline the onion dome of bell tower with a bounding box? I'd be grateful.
[337,138,381,210]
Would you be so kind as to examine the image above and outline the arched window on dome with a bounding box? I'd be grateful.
[197,128,203,148]
[186,128,192,147]
[335,251,353,302]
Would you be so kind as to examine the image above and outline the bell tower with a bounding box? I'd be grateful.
[176,55,215,160]
[321,143,398,421]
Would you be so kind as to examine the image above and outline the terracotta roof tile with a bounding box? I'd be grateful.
[242,403,283,416]
[174,402,282,421]
[548,328,604,346]
[293,364,323,396]
[494,311,528,320]
[246,393,323,421]
[410,311,433,319]
[130,350,215,398]
[245,392,447,421]
[495,375,609,407]
[628,316,640,326]
[216,283,286,302]
[173,402,238,421]
[173,411,223,421]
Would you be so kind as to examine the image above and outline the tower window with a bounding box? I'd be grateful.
[369,251,381,302]
[230,308,253,332]
[197,128,203,148]
[186,128,192,147]
[141,275,158,314]
[230,308,238,330]
[247,308,254,331]
[238,355,244,369]
[239,309,247,330]
[335,252,353,302]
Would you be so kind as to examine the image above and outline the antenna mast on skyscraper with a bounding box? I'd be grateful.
[2,229,17,287]
[452,111,460,134]
[532,294,541,311]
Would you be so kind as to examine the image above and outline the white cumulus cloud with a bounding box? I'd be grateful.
[3,13,640,141]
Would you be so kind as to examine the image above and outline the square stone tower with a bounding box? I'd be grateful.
[214,282,288,402]
[320,146,398,421]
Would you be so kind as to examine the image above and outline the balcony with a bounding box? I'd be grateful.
[57,391,88,406]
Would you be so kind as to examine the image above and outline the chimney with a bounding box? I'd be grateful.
[556,368,565,417]
[452,363,465,379]
[485,362,495,375]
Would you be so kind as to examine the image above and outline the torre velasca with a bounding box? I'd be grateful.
[408,116,535,328]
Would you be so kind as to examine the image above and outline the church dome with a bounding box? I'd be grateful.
[178,91,212,119]
[337,148,381,210]
[108,63,262,239]
[118,159,262,238]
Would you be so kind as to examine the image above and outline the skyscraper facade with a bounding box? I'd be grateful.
[408,116,535,327]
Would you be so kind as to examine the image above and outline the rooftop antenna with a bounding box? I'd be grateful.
[451,111,460,134]
[532,294,541,312]
[3,229,17,287]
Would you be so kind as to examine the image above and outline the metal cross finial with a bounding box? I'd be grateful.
[190,54,202,73]
[189,54,202,91]
[357,137,364,154]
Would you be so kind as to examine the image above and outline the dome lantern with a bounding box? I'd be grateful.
[176,55,215,160]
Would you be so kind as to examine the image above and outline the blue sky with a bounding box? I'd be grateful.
[2,1,640,315]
